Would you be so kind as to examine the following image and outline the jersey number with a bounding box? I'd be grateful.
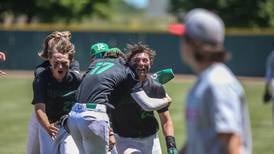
[89,62,114,75]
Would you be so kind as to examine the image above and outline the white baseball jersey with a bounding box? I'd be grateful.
[185,63,252,154]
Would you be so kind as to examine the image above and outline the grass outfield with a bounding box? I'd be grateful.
[0,75,274,154]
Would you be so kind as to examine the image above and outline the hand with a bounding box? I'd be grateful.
[108,134,116,151]
[0,52,6,61]
[263,92,272,104]
[165,93,172,105]
[46,123,59,140]
[0,52,6,76]
[0,70,7,76]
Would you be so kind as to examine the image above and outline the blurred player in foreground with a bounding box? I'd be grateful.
[67,45,171,154]
[111,43,177,154]
[26,38,80,154]
[169,8,252,154]
[0,51,6,75]
[263,42,274,124]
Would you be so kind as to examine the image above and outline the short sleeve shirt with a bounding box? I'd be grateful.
[75,58,139,108]
[111,76,168,138]
[185,63,252,154]
[32,68,81,122]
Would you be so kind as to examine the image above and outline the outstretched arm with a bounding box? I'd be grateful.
[131,91,171,111]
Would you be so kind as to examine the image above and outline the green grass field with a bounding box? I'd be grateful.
[0,75,273,154]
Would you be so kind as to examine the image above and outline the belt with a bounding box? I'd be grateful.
[72,102,107,113]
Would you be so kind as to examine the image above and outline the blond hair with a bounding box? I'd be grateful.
[38,31,72,60]
[47,38,75,61]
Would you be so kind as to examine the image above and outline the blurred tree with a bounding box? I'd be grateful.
[0,0,110,23]
[169,0,274,27]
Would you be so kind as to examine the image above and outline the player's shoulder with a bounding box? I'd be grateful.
[205,63,244,94]
[34,67,51,83]
[34,61,50,77]
[145,76,164,90]
[205,63,235,84]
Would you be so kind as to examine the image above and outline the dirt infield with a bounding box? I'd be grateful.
[1,70,264,83]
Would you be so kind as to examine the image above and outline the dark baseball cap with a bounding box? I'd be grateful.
[168,8,225,45]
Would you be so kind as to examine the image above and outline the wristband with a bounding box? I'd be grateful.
[166,136,177,149]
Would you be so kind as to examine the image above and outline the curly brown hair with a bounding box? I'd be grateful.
[126,42,156,63]
[38,31,72,60]
[47,38,75,61]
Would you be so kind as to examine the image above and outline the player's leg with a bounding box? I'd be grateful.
[115,134,142,154]
[26,112,40,154]
[150,134,162,154]
[38,122,54,154]
[80,111,109,154]
[55,127,79,154]
[67,111,85,153]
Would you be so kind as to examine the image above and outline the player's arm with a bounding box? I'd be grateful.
[0,51,6,61]
[218,133,241,154]
[158,110,178,154]
[211,83,243,154]
[130,91,171,111]
[0,51,6,75]
[32,73,58,139]
[34,103,59,139]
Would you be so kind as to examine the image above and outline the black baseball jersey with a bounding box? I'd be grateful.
[75,58,138,108]
[111,76,168,138]
[32,67,81,123]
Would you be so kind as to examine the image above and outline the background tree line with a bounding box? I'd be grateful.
[0,0,273,28]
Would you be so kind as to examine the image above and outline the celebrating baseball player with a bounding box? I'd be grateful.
[35,31,80,77]
[110,43,178,154]
[169,8,252,154]
[26,38,80,154]
[67,43,171,154]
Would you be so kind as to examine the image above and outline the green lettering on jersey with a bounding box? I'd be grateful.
[63,101,73,112]
[141,111,153,119]
[89,62,114,75]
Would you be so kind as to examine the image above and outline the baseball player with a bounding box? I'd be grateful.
[169,8,252,154]
[110,43,178,154]
[263,42,274,123]
[27,38,80,154]
[67,45,171,154]
[26,31,80,154]
[35,31,80,76]
[0,51,6,75]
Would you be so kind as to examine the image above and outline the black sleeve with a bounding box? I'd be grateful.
[69,59,81,78]
[34,61,50,77]
[32,73,47,104]
[70,59,80,72]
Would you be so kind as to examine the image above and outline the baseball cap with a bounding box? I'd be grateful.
[90,42,109,56]
[168,8,225,45]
